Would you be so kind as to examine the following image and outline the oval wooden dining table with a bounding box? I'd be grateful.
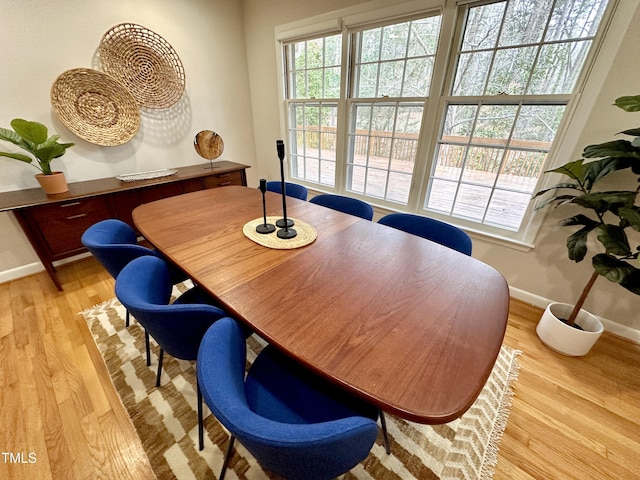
[133,185,510,424]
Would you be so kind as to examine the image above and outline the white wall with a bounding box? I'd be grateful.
[242,0,640,337]
[0,0,257,273]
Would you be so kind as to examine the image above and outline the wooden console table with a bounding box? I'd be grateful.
[0,161,249,290]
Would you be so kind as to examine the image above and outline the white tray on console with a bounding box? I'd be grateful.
[116,168,177,182]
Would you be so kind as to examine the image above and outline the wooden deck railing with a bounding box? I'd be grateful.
[294,127,550,179]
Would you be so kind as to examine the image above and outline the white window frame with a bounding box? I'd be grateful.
[275,0,619,249]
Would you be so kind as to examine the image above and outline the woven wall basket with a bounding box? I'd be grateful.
[99,23,186,109]
[51,68,140,146]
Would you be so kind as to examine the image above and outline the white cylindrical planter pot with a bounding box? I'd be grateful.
[536,302,604,356]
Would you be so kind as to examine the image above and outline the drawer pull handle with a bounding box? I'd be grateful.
[61,202,82,208]
[66,214,87,220]
[219,181,232,186]
[216,173,231,178]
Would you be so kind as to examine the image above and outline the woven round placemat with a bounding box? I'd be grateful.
[243,217,317,250]
[99,23,186,109]
[50,68,140,146]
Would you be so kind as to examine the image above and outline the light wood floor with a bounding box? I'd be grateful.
[1,257,639,479]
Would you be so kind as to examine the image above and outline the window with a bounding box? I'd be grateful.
[427,103,565,231]
[286,35,342,186]
[281,0,612,240]
[347,16,441,203]
[427,0,609,232]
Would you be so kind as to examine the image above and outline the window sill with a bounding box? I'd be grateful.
[306,188,535,253]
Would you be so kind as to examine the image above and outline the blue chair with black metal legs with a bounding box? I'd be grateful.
[378,212,472,255]
[264,180,308,200]
[309,193,374,220]
[81,219,188,333]
[115,255,230,451]
[197,317,379,480]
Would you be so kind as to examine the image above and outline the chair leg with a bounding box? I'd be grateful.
[125,309,130,327]
[197,381,204,451]
[145,331,151,366]
[155,349,164,387]
[380,410,391,454]
[219,435,236,480]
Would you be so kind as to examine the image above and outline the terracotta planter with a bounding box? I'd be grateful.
[536,302,603,356]
[36,172,68,194]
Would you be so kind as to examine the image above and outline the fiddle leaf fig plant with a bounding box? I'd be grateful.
[533,94,640,327]
[0,118,74,175]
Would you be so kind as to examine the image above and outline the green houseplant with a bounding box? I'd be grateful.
[533,94,640,354]
[0,118,74,193]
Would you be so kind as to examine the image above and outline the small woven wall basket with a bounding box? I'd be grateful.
[99,23,186,109]
[50,68,140,146]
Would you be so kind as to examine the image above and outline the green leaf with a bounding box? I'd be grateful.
[593,254,638,287]
[614,95,640,112]
[0,119,73,174]
[52,142,74,158]
[545,159,585,182]
[559,215,599,263]
[33,145,58,163]
[619,206,640,232]
[571,191,636,214]
[595,224,632,256]
[0,126,30,149]
[582,157,634,190]
[566,225,595,262]
[558,214,599,229]
[0,151,34,164]
[621,270,640,295]
[534,194,578,210]
[620,127,640,137]
[532,183,580,199]
[10,118,48,145]
[583,140,640,159]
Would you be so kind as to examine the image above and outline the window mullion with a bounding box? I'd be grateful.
[332,29,352,195]
[409,2,459,212]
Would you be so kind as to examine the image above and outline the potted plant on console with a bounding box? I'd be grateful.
[0,118,74,194]
[533,94,640,356]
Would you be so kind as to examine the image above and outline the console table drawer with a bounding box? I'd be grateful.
[202,170,243,188]
[28,197,109,224]
[31,198,112,255]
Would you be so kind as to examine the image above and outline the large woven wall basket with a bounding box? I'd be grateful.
[50,68,141,146]
[99,23,186,109]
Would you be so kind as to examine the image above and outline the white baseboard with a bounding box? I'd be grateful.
[0,262,45,285]
[509,286,640,344]
[0,252,91,286]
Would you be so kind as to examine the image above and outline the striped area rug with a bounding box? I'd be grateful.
[82,295,521,480]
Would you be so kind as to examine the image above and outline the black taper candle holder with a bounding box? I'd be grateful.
[256,178,276,234]
[275,140,297,239]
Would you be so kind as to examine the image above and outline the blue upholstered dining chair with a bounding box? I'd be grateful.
[197,317,380,480]
[81,218,187,328]
[309,193,374,220]
[115,255,230,451]
[265,180,309,200]
[378,212,472,255]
